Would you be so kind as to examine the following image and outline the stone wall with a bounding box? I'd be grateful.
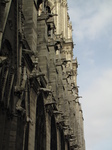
[0,0,85,150]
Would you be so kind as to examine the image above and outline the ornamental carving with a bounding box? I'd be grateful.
[61,0,67,7]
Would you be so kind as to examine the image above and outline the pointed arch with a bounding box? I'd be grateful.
[51,115,57,150]
[0,39,12,57]
[35,93,46,150]
[61,129,65,150]
[37,0,43,10]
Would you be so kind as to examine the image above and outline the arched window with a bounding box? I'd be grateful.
[47,24,51,37]
[37,0,43,10]
[0,39,13,108]
[60,129,65,150]
[46,6,51,13]
[51,116,57,150]
[35,93,46,150]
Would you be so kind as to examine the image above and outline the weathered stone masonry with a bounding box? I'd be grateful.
[0,0,85,150]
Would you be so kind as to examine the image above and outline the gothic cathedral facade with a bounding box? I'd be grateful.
[0,0,85,150]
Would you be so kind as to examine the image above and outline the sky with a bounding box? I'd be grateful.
[68,0,112,150]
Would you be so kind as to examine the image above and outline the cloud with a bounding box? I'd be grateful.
[81,69,112,150]
[82,49,95,65]
[68,0,112,41]
[67,1,112,150]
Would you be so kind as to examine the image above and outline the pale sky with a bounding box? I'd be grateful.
[68,0,112,150]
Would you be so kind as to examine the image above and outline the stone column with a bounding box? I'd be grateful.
[68,22,72,39]
[61,0,68,38]
[37,13,49,80]
[72,58,78,86]
[79,110,85,150]
[55,0,61,34]
[57,128,61,150]
[46,113,51,150]
[28,88,37,150]
[23,0,37,52]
